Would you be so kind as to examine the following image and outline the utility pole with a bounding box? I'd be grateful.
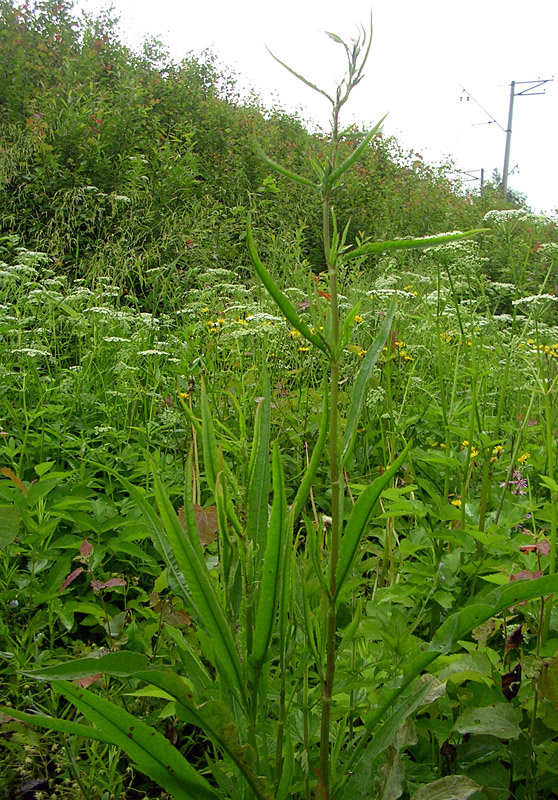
[460,78,553,199]
[502,79,553,198]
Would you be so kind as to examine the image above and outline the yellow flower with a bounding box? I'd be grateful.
[178,391,188,400]
[450,498,462,507]
[357,348,367,357]
[298,346,310,352]
[201,307,209,313]
[289,329,301,338]
[236,318,247,326]
[354,314,363,323]
[470,447,480,458]
[517,452,530,464]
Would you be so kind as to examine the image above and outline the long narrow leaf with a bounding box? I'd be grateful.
[135,670,273,800]
[246,218,330,356]
[252,138,316,188]
[151,467,249,710]
[250,443,286,674]
[290,390,329,521]
[328,116,387,187]
[53,681,221,800]
[0,706,114,744]
[266,47,334,104]
[335,441,412,599]
[341,297,396,466]
[246,363,271,556]
[119,477,193,606]
[345,229,485,261]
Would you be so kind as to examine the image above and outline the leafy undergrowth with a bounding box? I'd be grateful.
[1,214,558,799]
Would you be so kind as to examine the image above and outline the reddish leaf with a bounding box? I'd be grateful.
[1,467,28,496]
[179,504,218,546]
[509,570,543,582]
[505,625,524,654]
[502,664,522,701]
[79,538,93,560]
[519,540,550,556]
[59,567,84,592]
[73,673,102,688]
[91,576,126,593]
[162,606,191,627]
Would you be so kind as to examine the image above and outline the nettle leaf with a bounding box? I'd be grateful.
[0,506,20,547]
[410,775,480,800]
[538,657,558,709]
[453,703,523,739]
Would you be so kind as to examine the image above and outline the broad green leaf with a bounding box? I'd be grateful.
[246,218,330,356]
[538,656,558,709]
[409,775,480,800]
[246,363,271,555]
[21,651,150,680]
[250,443,286,675]
[341,297,396,465]
[0,506,19,547]
[345,229,485,261]
[53,681,221,800]
[335,441,412,599]
[454,703,522,739]
[336,676,432,800]
[338,574,558,786]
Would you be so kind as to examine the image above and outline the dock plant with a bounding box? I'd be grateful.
[2,15,558,800]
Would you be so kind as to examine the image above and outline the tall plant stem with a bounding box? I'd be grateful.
[320,173,341,795]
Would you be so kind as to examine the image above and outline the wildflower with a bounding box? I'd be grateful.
[354,314,363,323]
[517,452,530,464]
[501,469,528,495]
[289,329,301,338]
[298,346,310,352]
[357,348,367,357]
[450,498,462,507]
[201,307,209,313]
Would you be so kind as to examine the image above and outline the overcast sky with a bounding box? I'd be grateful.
[76,0,557,216]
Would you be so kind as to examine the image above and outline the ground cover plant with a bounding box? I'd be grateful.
[2,4,558,800]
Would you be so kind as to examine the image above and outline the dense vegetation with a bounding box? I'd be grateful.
[1,2,558,800]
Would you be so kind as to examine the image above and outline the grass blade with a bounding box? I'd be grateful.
[341,297,396,466]
[250,443,286,674]
[246,361,271,556]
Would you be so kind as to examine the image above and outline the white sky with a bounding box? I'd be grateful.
[76,0,557,215]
